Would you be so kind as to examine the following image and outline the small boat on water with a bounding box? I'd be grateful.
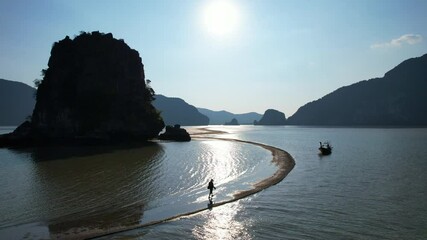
[319,141,332,155]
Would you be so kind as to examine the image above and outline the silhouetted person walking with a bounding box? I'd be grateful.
[207,179,216,199]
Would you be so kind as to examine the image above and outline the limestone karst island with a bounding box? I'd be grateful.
[0,32,166,147]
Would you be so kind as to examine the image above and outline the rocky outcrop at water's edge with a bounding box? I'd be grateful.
[158,125,191,141]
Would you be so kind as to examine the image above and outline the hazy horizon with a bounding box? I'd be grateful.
[1,0,427,116]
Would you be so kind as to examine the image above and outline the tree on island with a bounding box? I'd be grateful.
[0,31,165,146]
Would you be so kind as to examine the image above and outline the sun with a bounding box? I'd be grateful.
[202,0,240,37]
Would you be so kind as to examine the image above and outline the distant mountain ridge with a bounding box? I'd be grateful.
[0,79,36,125]
[287,53,427,126]
[2,53,426,127]
[153,94,209,126]
[197,108,262,125]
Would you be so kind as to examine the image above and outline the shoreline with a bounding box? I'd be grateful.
[55,127,296,239]
[191,132,295,200]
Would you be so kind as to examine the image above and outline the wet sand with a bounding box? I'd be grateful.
[190,128,295,200]
[57,127,296,239]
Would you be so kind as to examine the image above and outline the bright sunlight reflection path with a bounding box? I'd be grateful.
[202,140,239,191]
[192,202,252,240]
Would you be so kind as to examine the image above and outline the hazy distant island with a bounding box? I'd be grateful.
[254,109,287,125]
[197,108,262,125]
[224,118,239,125]
[0,31,165,147]
[153,94,209,126]
[0,79,35,126]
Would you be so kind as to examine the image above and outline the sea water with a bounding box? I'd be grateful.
[0,126,426,239]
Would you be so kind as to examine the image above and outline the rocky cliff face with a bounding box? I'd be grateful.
[254,109,287,125]
[5,31,164,144]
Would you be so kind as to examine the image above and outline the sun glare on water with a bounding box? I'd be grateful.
[202,0,241,38]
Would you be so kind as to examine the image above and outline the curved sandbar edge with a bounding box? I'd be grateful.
[191,129,295,201]
[86,127,295,240]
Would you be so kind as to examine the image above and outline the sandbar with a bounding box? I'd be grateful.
[61,127,295,239]
[190,128,295,201]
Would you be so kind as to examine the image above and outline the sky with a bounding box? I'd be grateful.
[1,0,427,116]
